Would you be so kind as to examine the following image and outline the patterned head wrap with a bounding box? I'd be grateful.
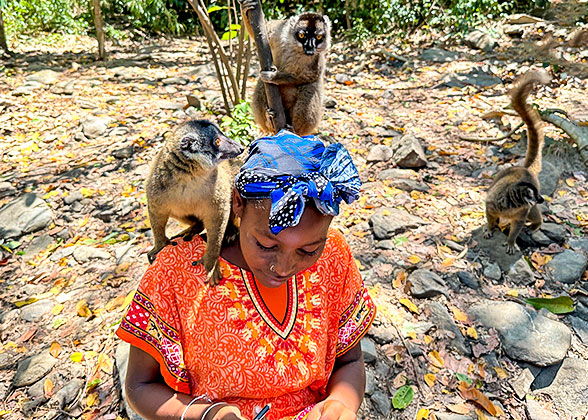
[235,130,361,234]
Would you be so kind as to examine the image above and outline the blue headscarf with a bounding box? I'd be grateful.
[235,130,361,234]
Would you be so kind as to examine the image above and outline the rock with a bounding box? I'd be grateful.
[0,181,17,198]
[105,95,121,104]
[440,68,503,88]
[386,178,430,192]
[469,301,571,366]
[545,250,586,284]
[456,271,480,289]
[26,69,61,85]
[25,234,53,260]
[361,338,377,363]
[375,240,395,250]
[370,390,391,415]
[159,101,185,110]
[13,81,43,96]
[408,269,448,298]
[526,397,559,420]
[420,47,462,62]
[334,74,353,84]
[162,77,188,85]
[47,379,84,410]
[110,126,130,137]
[536,358,588,418]
[72,245,111,264]
[13,351,57,387]
[64,191,83,205]
[530,230,551,246]
[505,14,544,24]
[570,316,588,345]
[389,134,427,168]
[116,342,146,420]
[0,193,53,239]
[465,30,498,52]
[426,302,470,355]
[22,398,47,417]
[110,66,137,79]
[365,370,375,395]
[569,237,588,253]
[511,368,536,398]
[81,116,112,139]
[28,372,60,398]
[434,414,474,420]
[576,302,588,322]
[112,147,135,159]
[369,208,423,240]
[376,168,416,180]
[324,97,337,108]
[503,24,525,37]
[472,227,521,272]
[366,145,392,163]
[538,161,559,196]
[507,258,534,285]
[540,223,566,243]
[483,263,502,281]
[75,98,99,109]
[368,325,395,344]
[20,300,54,321]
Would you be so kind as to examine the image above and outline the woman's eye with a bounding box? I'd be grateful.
[256,241,276,251]
[300,248,319,257]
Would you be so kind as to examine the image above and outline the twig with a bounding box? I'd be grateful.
[391,323,429,401]
[458,122,524,142]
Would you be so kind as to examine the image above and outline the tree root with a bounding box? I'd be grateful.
[540,108,588,165]
[458,122,524,142]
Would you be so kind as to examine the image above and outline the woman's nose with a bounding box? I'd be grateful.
[273,255,297,277]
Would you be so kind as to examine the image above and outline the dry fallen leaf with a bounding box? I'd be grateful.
[43,378,54,397]
[76,299,92,317]
[399,298,420,314]
[458,381,500,416]
[446,403,471,415]
[49,341,61,358]
[466,327,478,339]
[493,367,509,379]
[416,408,430,420]
[428,350,444,368]
[86,392,99,407]
[424,373,436,387]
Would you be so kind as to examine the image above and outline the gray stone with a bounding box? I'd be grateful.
[504,24,525,37]
[376,168,416,180]
[526,397,559,420]
[63,191,83,205]
[366,145,392,163]
[420,47,462,62]
[47,379,84,410]
[440,68,502,88]
[389,134,427,168]
[75,98,99,109]
[13,351,57,387]
[368,325,395,344]
[465,30,498,52]
[110,127,130,137]
[456,271,480,289]
[28,372,60,398]
[570,316,588,345]
[0,181,16,198]
[370,390,391,415]
[20,300,54,322]
[0,193,53,239]
[105,96,121,104]
[505,14,544,24]
[386,178,430,192]
[365,370,376,396]
[13,82,43,96]
[426,302,470,355]
[408,269,448,298]
[49,246,75,262]
[72,245,111,263]
[369,208,423,240]
[162,77,188,85]
[81,116,113,139]
[472,227,521,272]
[507,258,535,285]
[469,301,571,366]
[540,223,566,243]
[434,414,474,420]
[569,237,588,253]
[25,234,53,260]
[324,97,337,108]
[110,66,137,79]
[159,101,185,110]
[538,161,560,197]
[511,368,536,398]
[334,74,353,84]
[361,337,377,363]
[26,69,61,85]
[537,358,588,418]
[484,263,502,281]
[530,230,551,246]
[545,249,587,284]
[375,240,395,250]
[112,147,135,159]
[576,302,588,322]
[116,342,146,420]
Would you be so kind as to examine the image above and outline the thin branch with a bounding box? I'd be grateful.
[241,38,252,100]
[458,122,524,142]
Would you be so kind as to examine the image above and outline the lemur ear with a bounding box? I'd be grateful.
[322,15,331,31]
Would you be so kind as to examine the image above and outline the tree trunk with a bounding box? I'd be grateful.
[92,0,106,60]
[0,7,10,54]
[242,2,286,133]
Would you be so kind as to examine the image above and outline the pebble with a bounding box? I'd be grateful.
[369,208,423,240]
[20,300,54,322]
[72,245,111,263]
[511,368,536,399]
[465,29,498,52]
[0,193,53,239]
[545,250,587,284]
[483,263,502,281]
[376,168,416,180]
[408,269,449,298]
[570,316,588,345]
[525,397,559,420]
[366,145,392,162]
[420,47,462,62]
[507,258,535,285]
[426,302,470,355]
[81,116,113,138]
[25,234,53,260]
[370,390,391,415]
[367,325,396,345]
[389,134,427,168]
[456,271,480,289]
[64,191,84,205]
[13,351,57,387]
[26,69,61,85]
[365,370,376,396]
[530,230,551,246]
[469,301,571,366]
[47,378,84,410]
[568,237,588,253]
[540,223,567,243]
[536,358,588,418]
[361,337,378,363]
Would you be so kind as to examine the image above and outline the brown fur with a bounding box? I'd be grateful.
[484,70,550,254]
[241,2,330,135]
[145,120,244,283]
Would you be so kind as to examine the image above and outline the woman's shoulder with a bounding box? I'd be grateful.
[316,228,353,271]
[325,228,351,253]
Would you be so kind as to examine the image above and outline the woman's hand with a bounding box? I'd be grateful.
[306,399,356,420]
[210,404,247,420]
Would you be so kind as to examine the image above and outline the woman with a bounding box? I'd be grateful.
[117,131,376,420]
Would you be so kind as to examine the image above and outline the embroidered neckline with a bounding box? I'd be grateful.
[241,269,298,339]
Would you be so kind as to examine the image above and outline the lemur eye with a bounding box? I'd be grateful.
[298,32,305,39]
[316,34,323,40]
[216,138,221,146]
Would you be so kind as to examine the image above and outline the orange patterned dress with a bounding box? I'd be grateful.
[116,229,376,420]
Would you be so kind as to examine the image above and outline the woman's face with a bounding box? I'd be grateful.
[233,192,333,288]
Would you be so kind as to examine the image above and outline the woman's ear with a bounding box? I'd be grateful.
[232,189,245,218]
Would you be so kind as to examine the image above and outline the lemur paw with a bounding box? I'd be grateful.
[503,242,518,255]
[260,69,278,83]
[199,253,222,286]
[147,240,170,264]
[483,229,494,239]
[239,0,259,12]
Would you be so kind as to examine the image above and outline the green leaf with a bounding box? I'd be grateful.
[456,373,472,385]
[221,30,240,41]
[207,5,227,13]
[525,296,575,314]
[392,385,414,410]
[53,318,67,329]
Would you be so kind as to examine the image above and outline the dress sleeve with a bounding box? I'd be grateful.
[116,247,191,394]
[333,231,377,357]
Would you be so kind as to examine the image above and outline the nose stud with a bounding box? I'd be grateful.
[270,264,276,273]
